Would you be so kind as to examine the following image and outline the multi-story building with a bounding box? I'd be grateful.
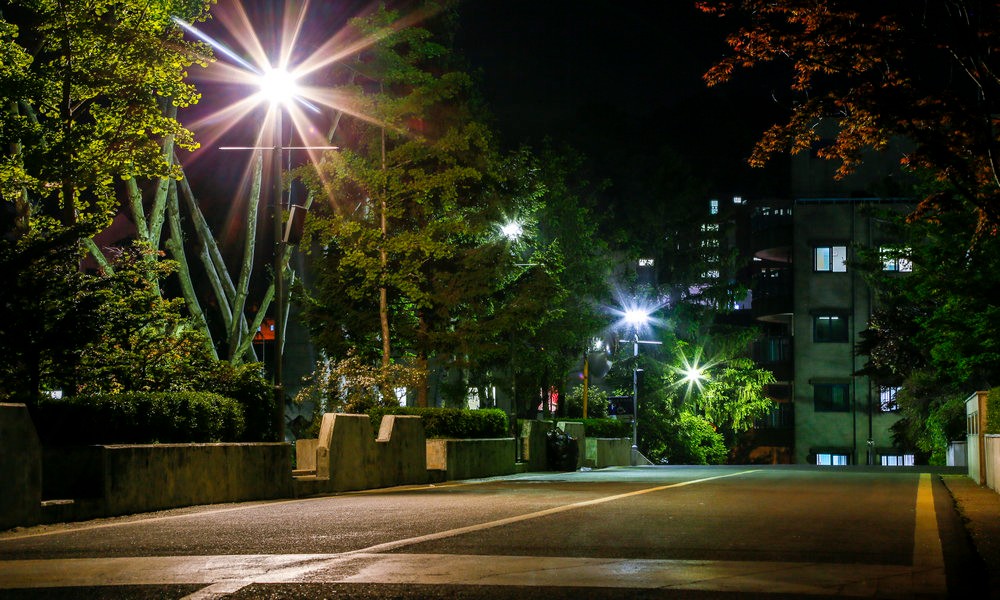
[744,131,915,465]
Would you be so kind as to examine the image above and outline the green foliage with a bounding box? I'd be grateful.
[295,352,427,417]
[563,385,609,418]
[32,391,245,445]
[669,412,728,465]
[0,0,211,229]
[989,388,1000,435]
[368,407,508,439]
[856,203,998,456]
[696,356,776,433]
[555,418,631,439]
[193,362,274,442]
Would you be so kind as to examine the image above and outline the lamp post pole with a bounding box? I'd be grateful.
[632,333,639,464]
[272,109,286,442]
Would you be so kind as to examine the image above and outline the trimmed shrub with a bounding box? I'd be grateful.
[195,362,275,441]
[558,418,631,439]
[32,392,245,445]
[368,407,508,439]
[988,388,1000,434]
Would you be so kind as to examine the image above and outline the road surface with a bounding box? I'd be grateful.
[0,465,985,598]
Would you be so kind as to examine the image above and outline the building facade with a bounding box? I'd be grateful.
[744,131,915,465]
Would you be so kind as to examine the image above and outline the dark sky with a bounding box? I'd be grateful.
[453,1,788,200]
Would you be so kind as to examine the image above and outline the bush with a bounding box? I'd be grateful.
[563,386,609,418]
[368,407,509,438]
[195,362,275,441]
[557,418,631,438]
[32,391,245,445]
[988,388,1000,434]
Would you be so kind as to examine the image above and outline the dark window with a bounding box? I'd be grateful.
[815,384,851,412]
[814,314,848,342]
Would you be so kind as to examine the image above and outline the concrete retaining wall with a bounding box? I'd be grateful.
[427,438,516,480]
[100,443,293,517]
[586,437,632,468]
[0,403,42,530]
[303,414,427,493]
[986,435,1000,492]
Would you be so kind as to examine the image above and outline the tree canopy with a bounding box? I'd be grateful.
[697,0,1000,232]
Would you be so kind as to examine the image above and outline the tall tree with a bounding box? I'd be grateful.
[299,2,509,405]
[697,0,1000,232]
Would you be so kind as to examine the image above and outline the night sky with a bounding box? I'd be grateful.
[184,0,790,237]
[453,1,788,201]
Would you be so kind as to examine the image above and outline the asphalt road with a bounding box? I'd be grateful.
[0,465,987,599]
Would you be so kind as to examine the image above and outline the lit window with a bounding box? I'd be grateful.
[702,270,720,279]
[814,245,847,272]
[814,314,848,342]
[710,199,719,215]
[880,247,912,272]
[395,388,407,407]
[879,386,900,412]
[880,454,915,466]
[638,258,655,267]
[816,453,849,466]
[814,383,851,412]
[701,223,719,232]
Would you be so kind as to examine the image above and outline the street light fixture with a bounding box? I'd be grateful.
[619,302,662,465]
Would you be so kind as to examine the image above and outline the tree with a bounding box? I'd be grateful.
[0,0,209,232]
[298,2,514,404]
[854,201,1000,461]
[697,0,1000,232]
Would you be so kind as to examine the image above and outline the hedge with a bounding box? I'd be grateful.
[32,391,246,445]
[368,407,508,439]
[556,418,632,439]
[987,388,1000,434]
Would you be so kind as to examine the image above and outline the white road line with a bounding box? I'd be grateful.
[340,469,759,556]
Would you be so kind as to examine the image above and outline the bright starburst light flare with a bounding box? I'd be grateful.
[608,290,668,337]
[500,220,524,241]
[171,0,441,235]
[671,348,717,397]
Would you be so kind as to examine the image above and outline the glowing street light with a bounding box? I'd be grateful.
[257,66,300,105]
[618,300,662,465]
[500,220,523,241]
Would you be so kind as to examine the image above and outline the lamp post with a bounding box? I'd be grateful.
[623,307,662,465]
[257,66,298,442]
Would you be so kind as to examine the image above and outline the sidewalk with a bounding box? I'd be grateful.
[941,474,1000,595]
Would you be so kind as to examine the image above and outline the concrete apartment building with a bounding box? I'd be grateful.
[744,132,915,465]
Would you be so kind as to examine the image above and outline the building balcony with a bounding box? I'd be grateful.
[752,337,794,382]
[751,208,792,263]
[750,271,793,323]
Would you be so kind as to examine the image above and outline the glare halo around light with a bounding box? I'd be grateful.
[500,220,523,241]
[257,66,299,105]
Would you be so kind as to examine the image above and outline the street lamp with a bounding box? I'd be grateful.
[258,65,297,443]
[619,303,662,465]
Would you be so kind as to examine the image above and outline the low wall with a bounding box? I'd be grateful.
[427,438,516,480]
[986,435,1000,492]
[0,403,41,530]
[305,414,427,493]
[586,438,632,468]
[101,443,293,517]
